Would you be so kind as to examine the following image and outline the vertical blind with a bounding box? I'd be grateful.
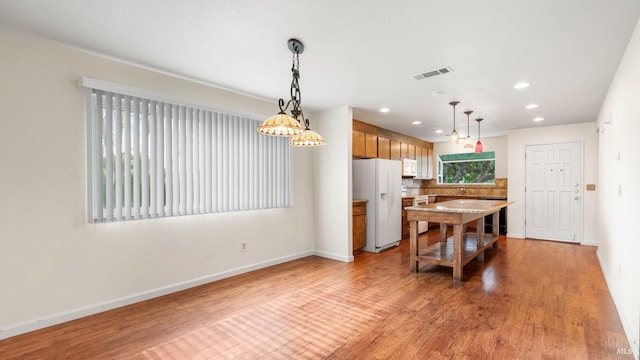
[87,88,292,222]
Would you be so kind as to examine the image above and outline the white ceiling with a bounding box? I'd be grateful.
[1,0,639,142]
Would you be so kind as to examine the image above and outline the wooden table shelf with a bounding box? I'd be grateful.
[417,233,498,267]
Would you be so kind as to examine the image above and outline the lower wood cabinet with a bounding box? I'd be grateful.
[353,201,367,254]
[401,197,414,239]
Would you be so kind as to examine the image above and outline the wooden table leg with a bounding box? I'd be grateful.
[476,217,485,261]
[410,220,418,272]
[453,223,463,281]
[439,223,447,242]
[492,211,500,248]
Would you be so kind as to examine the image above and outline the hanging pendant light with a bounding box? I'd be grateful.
[258,39,325,146]
[475,118,484,153]
[463,110,473,149]
[257,99,304,136]
[449,101,459,144]
[290,119,326,146]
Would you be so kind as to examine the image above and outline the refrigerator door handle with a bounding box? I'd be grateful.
[380,168,391,216]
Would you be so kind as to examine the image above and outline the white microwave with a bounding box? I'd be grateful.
[401,158,417,177]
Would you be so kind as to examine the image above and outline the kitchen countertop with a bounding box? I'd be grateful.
[353,199,368,204]
[406,199,510,214]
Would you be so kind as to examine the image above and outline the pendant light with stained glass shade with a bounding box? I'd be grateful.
[449,101,459,144]
[475,118,484,153]
[463,110,473,149]
[257,39,325,146]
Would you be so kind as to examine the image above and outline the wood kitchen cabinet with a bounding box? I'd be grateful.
[352,120,378,158]
[401,197,414,239]
[377,137,390,159]
[364,133,377,158]
[401,142,416,159]
[353,201,367,254]
[352,119,433,162]
[390,140,401,160]
[352,131,378,158]
[415,146,434,179]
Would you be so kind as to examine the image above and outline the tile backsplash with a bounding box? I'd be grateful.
[402,178,507,198]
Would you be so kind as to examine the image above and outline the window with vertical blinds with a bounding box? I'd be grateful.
[85,82,292,223]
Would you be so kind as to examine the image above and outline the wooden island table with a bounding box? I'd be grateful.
[406,199,510,281]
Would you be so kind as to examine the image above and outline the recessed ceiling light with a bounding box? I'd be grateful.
[526,104,539,109]
[412,121,422,125]
[514,82,530,89]
[434,129,443,134]
[379,107,390,113]
[533,117,544,122]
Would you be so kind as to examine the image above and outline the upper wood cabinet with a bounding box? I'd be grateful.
[352,131,366,157]
[378,137,390,159]
[390,140,401,160]
[353,119,432,163]
[415,146,435,179]
[365,133,377,158]
[353,131,378,158]
[401,142,416,159]
[353,119,378,158]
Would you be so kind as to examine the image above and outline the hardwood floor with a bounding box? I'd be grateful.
[0,231,633,359]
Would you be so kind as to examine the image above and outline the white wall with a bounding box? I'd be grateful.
[506,122,599,245]
[0,31,316,338]
[434,135,508,178]
[312,106,353,261]
[596,17,640,356]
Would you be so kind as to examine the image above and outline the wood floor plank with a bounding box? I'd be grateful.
[0,231,633,359]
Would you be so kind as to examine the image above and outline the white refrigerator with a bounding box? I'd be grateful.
[353,159,402,252]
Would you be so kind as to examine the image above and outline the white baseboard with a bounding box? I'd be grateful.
[0,250,315,341]
[507,232,525,239]
[596,250,639,359]
[313,250,353,263]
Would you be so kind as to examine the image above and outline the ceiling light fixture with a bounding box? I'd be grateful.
[257,38,325,147]
[463,110,473,149]
[514,82,530,89]
[379,107,390,113]
[533,117,544,122]
[412,121,422,125]
[435,129,443,134]
[475,118,484,153]
[449,101,460,144]
[526,104,539,109]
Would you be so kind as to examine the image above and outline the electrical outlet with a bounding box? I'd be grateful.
[240,241,247,252]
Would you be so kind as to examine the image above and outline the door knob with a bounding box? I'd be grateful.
[574,196,580,200]
[574,183,579,187]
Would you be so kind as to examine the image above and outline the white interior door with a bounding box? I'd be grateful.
[525,142,582,243]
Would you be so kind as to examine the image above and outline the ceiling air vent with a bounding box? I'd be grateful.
[413,66,453,80]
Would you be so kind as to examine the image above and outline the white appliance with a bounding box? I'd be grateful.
[353,159,402,252]
[401,158,417,177]
[413,195,430,233]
